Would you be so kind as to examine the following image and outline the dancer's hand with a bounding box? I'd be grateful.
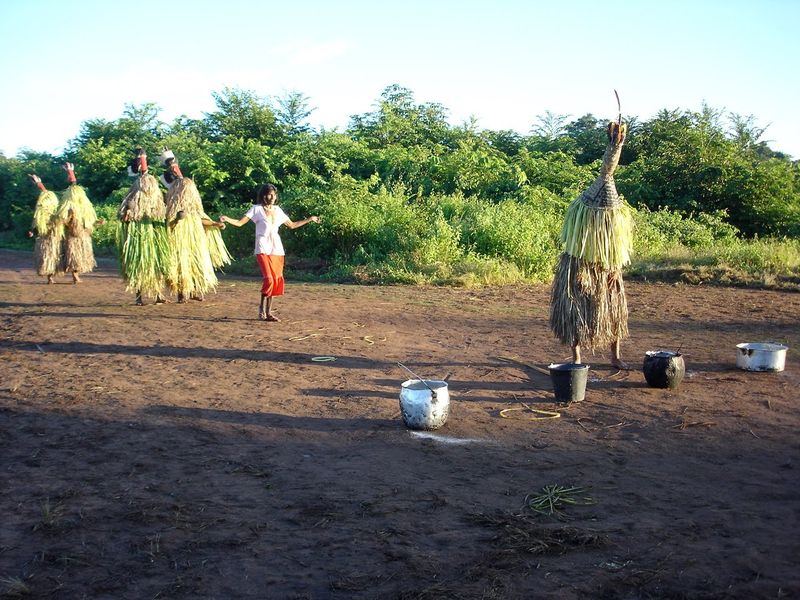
[27,230,34,238]
[310,215,321,224]
[29,174,46,191]
[63,162,77,184]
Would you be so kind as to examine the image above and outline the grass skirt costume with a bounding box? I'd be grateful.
[165,177,218,298]
[56,185,98,275]
[203,210,232,270]
[116,173,171,298]
[549,121,633,352]
[32,189,63,277]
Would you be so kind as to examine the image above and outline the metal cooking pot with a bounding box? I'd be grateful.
[399,379,450,430]
[736,342,788,372]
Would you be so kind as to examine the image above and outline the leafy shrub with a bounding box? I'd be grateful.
[632,206,740,256]
[712,238,800,274]
[92,204,121,255]
[217,202,258,258]
[456,197,561,281]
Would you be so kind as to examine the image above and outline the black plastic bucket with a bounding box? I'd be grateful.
[548,363,589,402]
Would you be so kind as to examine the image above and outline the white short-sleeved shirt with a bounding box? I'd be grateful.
[245,205,290,256]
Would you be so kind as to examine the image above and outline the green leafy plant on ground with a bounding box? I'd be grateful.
[5,181,799,290]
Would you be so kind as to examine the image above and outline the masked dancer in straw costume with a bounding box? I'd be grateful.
[159,149,227,303]
[117,148,170,305]
[54,162,102,284]
[549,101,632,369]
[28,174,63,284]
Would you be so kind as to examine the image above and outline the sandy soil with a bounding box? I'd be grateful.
[0,248,798,600]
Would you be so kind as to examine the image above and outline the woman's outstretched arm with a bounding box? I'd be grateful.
[220,215,251,227]
[202,217,225,229]
[284,215,320,230]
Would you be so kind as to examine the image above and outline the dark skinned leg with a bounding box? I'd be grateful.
[572,343,582,364]
[610,340,631,370]
[266,296,280,322]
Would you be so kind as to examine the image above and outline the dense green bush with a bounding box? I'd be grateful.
[2,86,798,288]
[632,206,739,254]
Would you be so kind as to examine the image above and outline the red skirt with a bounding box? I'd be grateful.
[256,254,285,296]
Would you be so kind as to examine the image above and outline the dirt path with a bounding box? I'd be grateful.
[1,249,798,599]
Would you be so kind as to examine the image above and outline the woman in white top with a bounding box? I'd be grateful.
[221,183,320,321]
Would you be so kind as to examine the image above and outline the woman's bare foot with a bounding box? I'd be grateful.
[266,314,281,322]
[258,309,267,321]
[72,273,81,284]
[177,293,186,304]
[155,296,166,304]
[190,295,204,302]
[46,275,54,284]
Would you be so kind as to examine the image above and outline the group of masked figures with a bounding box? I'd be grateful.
[30,117,635,365]
[30,149,231,305]
[29,162,101,286]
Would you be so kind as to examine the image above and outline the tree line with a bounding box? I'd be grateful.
[1,84,798,284]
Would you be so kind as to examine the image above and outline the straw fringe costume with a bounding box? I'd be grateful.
[30,179,63,279]
[203,209,232,270]
[163,168,218,300]
[549,121,632,355]
[55,165,98,277]
[117,151,171,302]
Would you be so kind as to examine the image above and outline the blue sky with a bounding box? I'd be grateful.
[1,0,798,158]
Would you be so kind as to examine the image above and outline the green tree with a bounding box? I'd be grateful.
[435,137,526,198]
[348,84,457,149]
[275,90,316,136]
[204,88,283,145]
[619,106,800,236]
[514,149,594,199]
[65,103,166,201]
[564,114,607,165]
[0,151,63,234]
[483,129,524,157]
[312,130,378,182]
[530,110,571,140]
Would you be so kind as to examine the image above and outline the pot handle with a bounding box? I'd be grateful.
[397,362,436,395]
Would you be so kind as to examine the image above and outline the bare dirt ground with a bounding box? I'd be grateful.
[1,248,798,600]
